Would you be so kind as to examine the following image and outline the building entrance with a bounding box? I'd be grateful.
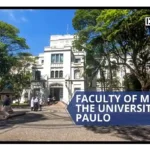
[33,88,40,97]
[50,83,63,101]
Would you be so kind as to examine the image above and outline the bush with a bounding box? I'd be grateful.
[12,103,29,106]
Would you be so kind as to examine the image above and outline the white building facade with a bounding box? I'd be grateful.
[20,34,142,104]
[24,34,86,104]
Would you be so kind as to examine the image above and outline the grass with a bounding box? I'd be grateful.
[12,103,29,107]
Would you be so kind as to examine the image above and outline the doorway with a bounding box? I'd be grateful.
[50,88,62,101]
[33,88,40,97]
[50,83,63,101]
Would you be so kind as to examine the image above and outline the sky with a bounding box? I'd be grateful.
[0,9,76,56]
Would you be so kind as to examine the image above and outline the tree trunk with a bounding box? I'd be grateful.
[124,67,130,91]
[141,84,150,91]
[18,98,20,105]
[141,86,149,91]
[123,53,130,91]
[101,71,106,91]
[139,80,150,91]
[107,56,113,91]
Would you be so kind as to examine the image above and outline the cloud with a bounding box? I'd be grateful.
[17,9,34,12]
[1,10,18,22]
[28,9,34,12]
[9,12,17,21]
[21,16,28,22]
[0,9,30,23]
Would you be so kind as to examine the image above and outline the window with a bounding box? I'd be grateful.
[51,54,63,63]
[74,70,80,79]
[51,71,54,78]
[55,71,58,78]
[75,58,81,63]
[60,54,63,63]
[35,71,41,80]
[41,60,44,64]
[56,54,59,62]
[51,54,55,63]
[59,71,63,78]
[51,70,63,78]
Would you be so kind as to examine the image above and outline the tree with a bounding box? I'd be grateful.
[0,21,31,104]
[0,52,35,104]
[95,9,150,91]
[10,52,35,104]
[123,73,142,91]
[72,9,150,91]
[0,21,29,78]
[72,10,119,91]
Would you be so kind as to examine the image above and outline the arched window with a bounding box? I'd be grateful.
[74,70,80,79]
[59,71,63,78]
[55,71,58,78]
[51,71,54,78]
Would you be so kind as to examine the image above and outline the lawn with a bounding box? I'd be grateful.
[11,103,30,108]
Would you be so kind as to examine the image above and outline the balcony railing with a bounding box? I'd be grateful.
[51,63,63,67]
[71,63,84,67]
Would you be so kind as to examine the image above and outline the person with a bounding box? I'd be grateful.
[2,95,12,119]
[30,97,34,111]
[3,95,11,106]
[52,96,56,104]
[39,97,43,111]
[1,107,9,119]
[47,96,50,105]
[34,96,39,111]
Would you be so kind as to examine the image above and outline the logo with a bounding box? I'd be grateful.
[145,17,150,26]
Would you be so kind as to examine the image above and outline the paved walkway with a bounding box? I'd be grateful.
[0,105,149,141]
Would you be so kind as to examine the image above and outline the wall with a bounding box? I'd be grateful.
[50,35,74,48]
[43,52,51,78]
[19,35,86,104]
[72,81,85,93]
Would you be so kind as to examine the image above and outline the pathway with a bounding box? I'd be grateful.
[0,104,146,141]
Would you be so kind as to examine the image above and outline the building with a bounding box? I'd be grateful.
[20,34,147,104]
[20,34,86,104]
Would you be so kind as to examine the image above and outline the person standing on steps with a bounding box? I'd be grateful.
[34,96,39,111]
[52,95,56,104]
[39,97,43,111]
[47,95,51,105]
[30,97,34,111]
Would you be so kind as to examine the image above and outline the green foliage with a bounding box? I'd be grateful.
[123,73,142,91]
[0,21,29,52]
[72,9,150,91]
[0,21,34,101]
[0,21,29,78]
[12,103,29,106]
[5,52,35,101]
